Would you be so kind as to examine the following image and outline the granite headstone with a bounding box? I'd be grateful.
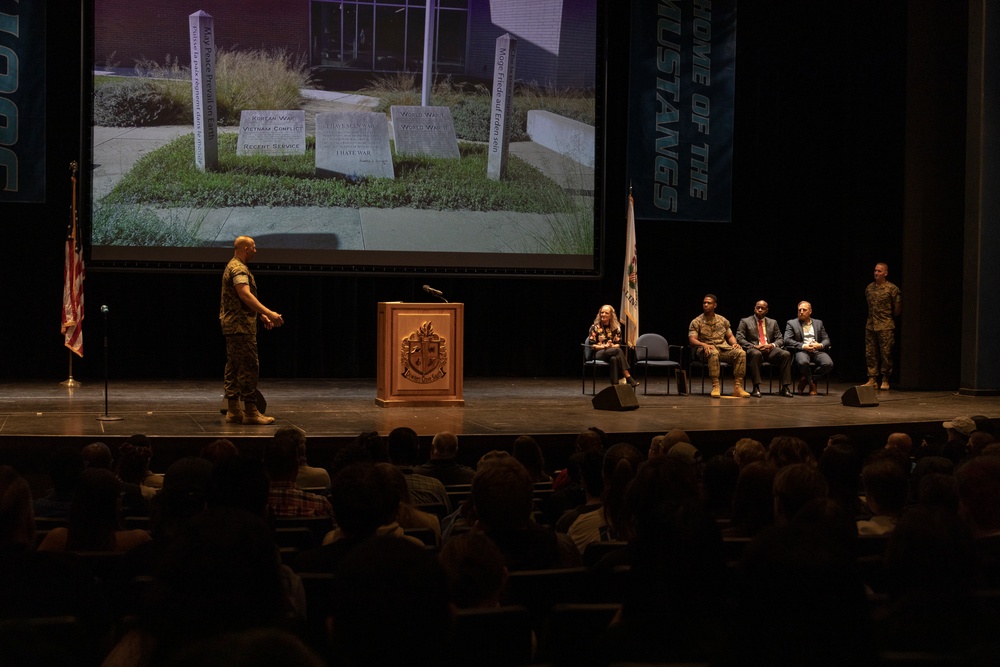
[237,110,306,156]
[315,111,394,180]
[390,106,460,159]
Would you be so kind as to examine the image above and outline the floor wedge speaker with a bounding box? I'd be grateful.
[841,385,879,407]
[592,384,639,411]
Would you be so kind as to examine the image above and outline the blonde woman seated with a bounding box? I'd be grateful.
[588,305,639,388]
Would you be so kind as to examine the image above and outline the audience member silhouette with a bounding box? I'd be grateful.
[294,462,411,573]
[512,435,552,484]
[702,454,739,520]
[773,463,829,526]
[0,465,110,664]
[414,431,476,485]
[32,445,83,519]
[732,437,765,468]
[198,438,239,465]
[326,536,451,667]
[602,456,726,664]
[552,427,607,491]
[956,454,1000,587]
[263,431,333,519]
[379,462,441,542]
[438,530,508,608]
[469,457,580,570]
[727,461,777,537]
[877,505,991,657]
[857,459,908,535]
[269,427,331,492]
[818,441,863,518]
[726,497,876,666]
[104,506,295,667]
[37,467,151,553]
[387,426,450,509]
[766,435,815,468]
[555,448,604,553]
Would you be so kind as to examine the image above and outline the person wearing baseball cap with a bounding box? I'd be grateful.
[944,416,977,438]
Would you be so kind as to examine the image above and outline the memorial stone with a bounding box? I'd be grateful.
[390,106,460,159]
[487,33,517,181]
[314,111,394,180]
[189,11,218,171]
[237,110,306,156]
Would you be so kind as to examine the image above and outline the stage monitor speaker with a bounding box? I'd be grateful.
[841,385,879,407]
[592,385,639,411]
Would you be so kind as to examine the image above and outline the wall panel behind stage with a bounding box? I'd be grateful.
[1,1,967,389]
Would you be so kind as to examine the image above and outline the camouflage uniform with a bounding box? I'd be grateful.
[865,280,901,378]
[688,313,746,378]
[220,257,260,401]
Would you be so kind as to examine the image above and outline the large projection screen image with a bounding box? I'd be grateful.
[88,0,601,274]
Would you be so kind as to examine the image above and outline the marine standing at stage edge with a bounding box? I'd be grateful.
[220,236,284,425]
[864,262,901,391]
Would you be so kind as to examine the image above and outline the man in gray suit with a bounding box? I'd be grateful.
[784,301,834,395]
[736,300,794,398]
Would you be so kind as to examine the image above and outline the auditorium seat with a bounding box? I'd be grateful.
[443,605,534,667]
[536,602,621,667]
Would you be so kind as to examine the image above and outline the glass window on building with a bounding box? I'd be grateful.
[310,0,467,74]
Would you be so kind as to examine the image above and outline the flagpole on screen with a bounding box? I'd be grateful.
[60,161,84,388]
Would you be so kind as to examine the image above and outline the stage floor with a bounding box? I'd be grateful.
[1,377,995,442]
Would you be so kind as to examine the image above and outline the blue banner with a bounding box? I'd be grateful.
[627,0,736,222]
[0,0,46,203]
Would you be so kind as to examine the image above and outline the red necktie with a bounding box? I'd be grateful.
[758,319,766,344]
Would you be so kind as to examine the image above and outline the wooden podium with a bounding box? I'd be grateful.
[376,302,464,407]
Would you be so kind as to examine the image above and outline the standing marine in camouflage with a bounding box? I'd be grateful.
[688,294,749,398]
[864,262,901,391]
[220,236,284,424]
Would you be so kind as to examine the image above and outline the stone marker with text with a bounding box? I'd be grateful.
[237,110,306,156]
[390,106,460,159]
[315,111,394,180]
[189,11,218,171]
[487,33,517,181]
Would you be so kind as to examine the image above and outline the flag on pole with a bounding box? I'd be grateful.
[620,192,639,348]
[62,164,85,357]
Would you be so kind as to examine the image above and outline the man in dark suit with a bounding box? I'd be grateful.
[783,301,834,395]
[736,300,794,398]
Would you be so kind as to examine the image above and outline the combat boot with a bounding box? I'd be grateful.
[243,402,275,425]
[710,379,721,398]
[225,397,244,424]
[732,379,751,398]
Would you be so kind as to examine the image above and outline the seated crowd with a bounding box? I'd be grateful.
[2,416,1000,666]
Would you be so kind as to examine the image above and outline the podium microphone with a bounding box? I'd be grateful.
[422,284,448,303]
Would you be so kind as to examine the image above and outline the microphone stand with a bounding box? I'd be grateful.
[96,305,123,422]
[423,285,449,303]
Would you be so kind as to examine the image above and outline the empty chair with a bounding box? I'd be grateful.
[634,333,682,395]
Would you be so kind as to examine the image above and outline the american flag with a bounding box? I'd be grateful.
[61,165,84,357]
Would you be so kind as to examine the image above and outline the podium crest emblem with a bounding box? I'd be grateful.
[401,321,448,383]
